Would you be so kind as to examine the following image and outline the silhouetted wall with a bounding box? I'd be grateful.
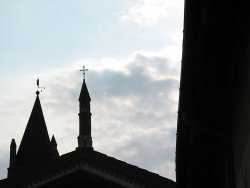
[231,10,250,187]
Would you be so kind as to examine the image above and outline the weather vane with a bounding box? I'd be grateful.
[80,65,88,80]
[36,79,45,95]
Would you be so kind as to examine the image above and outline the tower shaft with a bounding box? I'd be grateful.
[77,80,93,149]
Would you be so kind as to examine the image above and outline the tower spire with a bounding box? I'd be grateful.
[7,82,58,177]
[15,94,53,168]
[9,139,16,167]
[77,66,92,149]
[8,139,17,177]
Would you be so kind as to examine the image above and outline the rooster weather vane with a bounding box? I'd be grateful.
[36,79,45,95]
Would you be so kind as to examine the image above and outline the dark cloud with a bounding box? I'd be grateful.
[41,53,179,179]
[113,130,176,166]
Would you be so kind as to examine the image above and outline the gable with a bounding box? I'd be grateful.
[18,161,148,188]
[39,170,126,188]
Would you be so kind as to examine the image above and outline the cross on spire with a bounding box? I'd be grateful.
[80,65,88,81]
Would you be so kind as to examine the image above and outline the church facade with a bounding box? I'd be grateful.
[0,77,175,188]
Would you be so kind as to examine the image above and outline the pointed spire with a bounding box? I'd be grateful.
[51,135,57,146]
[77,75,93,149]
[50,135,59,159]
[10,139,16,149]
[9,139,16,167]
[8,139,17,177]
[79,80,91,101]
[79,66,90,102]
[16,95,52,167]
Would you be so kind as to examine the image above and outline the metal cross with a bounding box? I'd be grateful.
[80,65,88,80]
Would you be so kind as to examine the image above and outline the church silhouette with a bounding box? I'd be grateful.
[0,75,175,187]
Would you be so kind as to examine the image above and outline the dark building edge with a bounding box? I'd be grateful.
[176,1,250,188]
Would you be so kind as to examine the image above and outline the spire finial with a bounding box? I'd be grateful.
[36,79,45,95]
[80,65,88,81]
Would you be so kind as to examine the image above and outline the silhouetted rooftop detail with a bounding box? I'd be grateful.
[79,65,90,101]
[9,139,16,169]
[1,74,175,187]
[10,139,16,149]
[1,149,176,188]
[16,95,52,167]
[51,135,57,146]
[36,79,45,95]
[79,80,91,101]
[50,135,59,159]
[78,68,93,149]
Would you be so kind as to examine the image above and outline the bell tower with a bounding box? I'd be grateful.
[77,66,93,149]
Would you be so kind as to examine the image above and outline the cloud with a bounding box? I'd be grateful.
[120,0,183,27]
[0,49,180,181]
[112,128,176,180]
[38,50,180,180]
[0,0,183,182]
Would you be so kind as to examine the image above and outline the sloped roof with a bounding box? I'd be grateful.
[1,149,176,188]
[16,95,52,167]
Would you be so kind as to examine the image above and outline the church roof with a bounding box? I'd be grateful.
[1,77,175,187]
[0,149,176,188]
[79,80,91,101]
[16,95,53,167]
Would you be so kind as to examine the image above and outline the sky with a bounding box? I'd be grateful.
[0,0,184,181]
